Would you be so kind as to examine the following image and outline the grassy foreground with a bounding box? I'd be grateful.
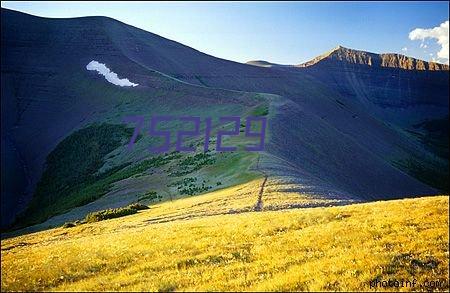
[1,190,448,291]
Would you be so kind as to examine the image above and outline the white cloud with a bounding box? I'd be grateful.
[86,61,138,87]
[401,47,408,52]
[409,20,449,64]
[420,43,428,49]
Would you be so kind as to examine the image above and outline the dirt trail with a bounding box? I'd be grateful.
[254,155,268,211]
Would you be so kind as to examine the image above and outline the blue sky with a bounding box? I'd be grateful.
[2,1,449,64]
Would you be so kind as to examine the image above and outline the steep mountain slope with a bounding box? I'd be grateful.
[0,8,266,228]
[297,46,449,125]
[1,8,447,231]
[296,46,449,191]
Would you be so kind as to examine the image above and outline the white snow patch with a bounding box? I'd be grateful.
[86,61,138,87]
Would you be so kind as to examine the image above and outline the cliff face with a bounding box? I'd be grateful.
[298,45,449,127]
[379,53,449,71]
[298,46,449,71]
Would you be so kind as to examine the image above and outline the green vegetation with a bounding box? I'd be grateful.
[168,152,215,177]
[39,152,177,223]
[85,207,136,223]
[14,126,180,228]
[179,184,211,196]
[127,203,150,211]
[85,203,149,223]
[168,177,212,196]
[250,103,269,116]
[36,123,133,201]
[15,123,133,227]
[63,204,148,227]
[118,151,181,179]
[138,191,162,202]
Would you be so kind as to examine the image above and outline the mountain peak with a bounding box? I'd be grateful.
[332,44,345,50]
[324,45,354,55]
[298,46,449,71]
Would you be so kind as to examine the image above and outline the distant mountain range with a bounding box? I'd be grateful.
[1,8,448,231]
[247,45,449,71]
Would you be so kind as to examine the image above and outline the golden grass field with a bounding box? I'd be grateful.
[1,180,449,292]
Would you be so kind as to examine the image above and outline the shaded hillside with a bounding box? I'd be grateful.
[296,46,449,192]
[0,8,264,228]
[297,46,449,126]
[1,8,447,230]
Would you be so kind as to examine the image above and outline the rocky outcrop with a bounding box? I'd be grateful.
[298,45,449,71]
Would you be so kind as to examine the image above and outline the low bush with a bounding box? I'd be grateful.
[84,203,149,223]
[128,203,150,211]
[138,190,162,202]
[62,222,76,228]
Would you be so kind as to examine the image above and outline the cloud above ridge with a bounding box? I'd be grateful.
[409,20,449,64]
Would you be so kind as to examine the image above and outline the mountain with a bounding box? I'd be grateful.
[1,8,448,231]
[298,45,449,70]
[298,46,449,128]
[248,45,450,71]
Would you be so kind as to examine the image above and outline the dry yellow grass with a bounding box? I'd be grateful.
[1,182,448,292]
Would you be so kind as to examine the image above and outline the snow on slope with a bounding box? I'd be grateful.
[86,61,138,87]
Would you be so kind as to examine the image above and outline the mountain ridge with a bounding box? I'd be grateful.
[248,45,449,71]
[3,8,448,72]
[298,45,449,70]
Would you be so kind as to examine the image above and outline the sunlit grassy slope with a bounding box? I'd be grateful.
[1,185,448,291]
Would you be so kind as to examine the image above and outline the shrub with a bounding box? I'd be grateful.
[84,203,149,223]
[62,222,76,228]
[168,152,215,177]
[138,190,162,202]
[128,203,150,211]
[85,207,137,223]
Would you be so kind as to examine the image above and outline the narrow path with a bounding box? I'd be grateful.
[254,155,268,211]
